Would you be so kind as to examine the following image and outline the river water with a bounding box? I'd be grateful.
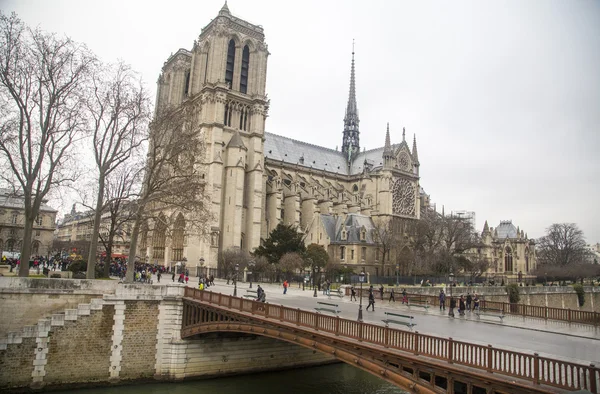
[51,363,406,394]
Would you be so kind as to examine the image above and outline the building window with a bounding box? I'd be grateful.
[341,230,347,241]
[12,213,18,224]
[240,45,249,94]
[35,230,41,236]
[225,39,236,88]
[504,246,513,272]
[350,249,355,261]
[361,247,366,261]
[376,249,380,261]
[360,229,366,241]
[36,215,43,226]
[184,69,190,96]
[340,246,345,260]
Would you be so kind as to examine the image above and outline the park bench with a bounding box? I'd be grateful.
[382,312,416,330]
[408,298,430,310]
[328,287,344,300]
[244,289,258,299]
[314,301,339,315]
[475,307,505,321]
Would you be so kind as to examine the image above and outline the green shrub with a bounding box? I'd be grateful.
[573,284,585,307]
[505,283,520,304]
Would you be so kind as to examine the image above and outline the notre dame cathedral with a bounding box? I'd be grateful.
[147,3,428,276]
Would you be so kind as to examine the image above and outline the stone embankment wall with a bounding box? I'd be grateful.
[0,278,119,334]
[400,285,599,312]
[0,278,334,392]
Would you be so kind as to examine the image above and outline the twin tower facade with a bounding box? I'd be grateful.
[150,4,426,276]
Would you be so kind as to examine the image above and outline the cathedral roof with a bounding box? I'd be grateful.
[495,220,518,239]
[320,213,376,244]
[264,132,348,174]
[264,132,401,175]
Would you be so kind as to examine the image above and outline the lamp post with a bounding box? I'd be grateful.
[313,265,318,298]
[248,260,255,288]
[302,268,305,291]
[396,264,399,286]
[358,271,365,322]
[449,270,454,317]
[233,263,239,297]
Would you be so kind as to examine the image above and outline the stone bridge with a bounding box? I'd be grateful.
[182,288,599,394]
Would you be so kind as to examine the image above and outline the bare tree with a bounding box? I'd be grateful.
[85,62,150,278]
[537,223,591,266]
[96,166,140,277]
[279,252,303,281]
[125,101,211,282]
[0,13,95,276]
[220,248,251,284]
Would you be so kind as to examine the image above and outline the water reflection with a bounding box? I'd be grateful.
[51,363,407,394]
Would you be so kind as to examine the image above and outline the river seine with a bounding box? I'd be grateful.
[52,363,406,394]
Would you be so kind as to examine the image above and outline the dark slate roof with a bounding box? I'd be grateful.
[495,220,518,238]
[264,132,404,176]
[0,189,57,212]
[320,213,376,244]
[264,132,348,174]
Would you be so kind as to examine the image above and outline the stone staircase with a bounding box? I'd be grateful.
[0,298,106,387]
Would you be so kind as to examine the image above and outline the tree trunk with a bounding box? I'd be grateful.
[87,175,105,279]
[18,217,35,277]
[125,213,141,283]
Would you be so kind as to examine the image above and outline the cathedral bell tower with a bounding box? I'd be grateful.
[155,2,270,268]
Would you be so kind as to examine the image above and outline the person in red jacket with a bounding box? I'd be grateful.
[283,280,288,294]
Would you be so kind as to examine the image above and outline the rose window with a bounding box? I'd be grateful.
[391,178,416,216]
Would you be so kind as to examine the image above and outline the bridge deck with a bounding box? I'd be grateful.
[181,288,599,394]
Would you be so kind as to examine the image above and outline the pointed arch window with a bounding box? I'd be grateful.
[172,213,185,261]
[184,69,190,96]
[225,39,236,88]
[240,45,250,94]
[504,246,513,272]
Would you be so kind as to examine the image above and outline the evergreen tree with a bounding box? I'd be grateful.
[253,224,306,264]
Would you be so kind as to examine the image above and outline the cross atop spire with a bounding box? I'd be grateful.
[342,41,360,159]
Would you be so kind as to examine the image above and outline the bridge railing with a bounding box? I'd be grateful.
[183,288,599,393]
[345,288,600,326]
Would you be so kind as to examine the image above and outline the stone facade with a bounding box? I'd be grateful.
[0,188,57,258]
[477,220,538,282]
[138,4,427,277]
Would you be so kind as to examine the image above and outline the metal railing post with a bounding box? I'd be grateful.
[447,337,452,363]
[533,353,540,385]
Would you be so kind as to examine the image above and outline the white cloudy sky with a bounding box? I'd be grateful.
[2,0,599,243]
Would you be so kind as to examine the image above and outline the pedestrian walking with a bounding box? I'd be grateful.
[172,272,175,282]
[402,288,408,304]
[439,289,446,311]
[366,291,376,311]
[473,294,480,312]
[157,271,161,283]
[257,285,264,301]
[350,286,357,301]
[389,287,395,302]
[449,296,456,317]
[379,284,384,301]
[283,280,288,294]
[459,295,466,316]
[185,275,189,285]
[466,293,472,312]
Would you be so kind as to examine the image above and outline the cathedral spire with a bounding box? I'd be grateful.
[384,123,392,152]
[342,41,360,160]
[412,134,419,164]
[220,1,230,15]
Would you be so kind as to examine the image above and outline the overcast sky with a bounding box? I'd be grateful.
[2,0,599,243]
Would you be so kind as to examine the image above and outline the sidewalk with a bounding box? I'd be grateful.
[179,277,600,342]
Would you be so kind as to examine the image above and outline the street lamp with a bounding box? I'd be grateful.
[233,263,239,297]
[248,260,255,288]
[396,264,399,286]
[449,270,454,317]
[302,268,305,291]
[313,265,318,298]
[358,271,365,322]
